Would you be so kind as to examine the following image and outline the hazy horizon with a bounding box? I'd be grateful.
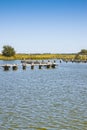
[0,0,87,53]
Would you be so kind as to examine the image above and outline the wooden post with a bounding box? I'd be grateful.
[60,60,61,63]
[51,64,56,68]
[3,65,10,71]
[12,65,18,70]
[39,65,42,69]
[31,64,34,69]
[46,64,51,69]
[22,65,26,70]
[22,64,26,70]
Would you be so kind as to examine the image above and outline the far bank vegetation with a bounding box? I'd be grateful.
[0,46,87,61]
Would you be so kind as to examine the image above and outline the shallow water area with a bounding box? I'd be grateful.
[0,60,87,130]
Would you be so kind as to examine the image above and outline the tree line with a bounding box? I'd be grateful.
[78,49,87,55]
[1,45,87,57]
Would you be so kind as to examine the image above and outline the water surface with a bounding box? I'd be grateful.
[0,60,87,130]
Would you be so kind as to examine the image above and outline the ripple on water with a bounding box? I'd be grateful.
[0,61,87,130]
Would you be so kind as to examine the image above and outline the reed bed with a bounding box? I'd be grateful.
[0,53,87,61]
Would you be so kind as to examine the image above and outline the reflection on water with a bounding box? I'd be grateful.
[0,60,87,130]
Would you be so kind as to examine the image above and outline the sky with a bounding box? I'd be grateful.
[0,0,87,53]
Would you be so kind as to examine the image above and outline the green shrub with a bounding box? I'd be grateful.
[2,45,16,57]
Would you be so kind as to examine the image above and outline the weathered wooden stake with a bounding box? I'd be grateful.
[46,64,51,69]
[31,64,34,69]
[12,65,18,70]
[51,64,56,68]
[3,65,10,71]
[22,64,26,70]
[39,65,42,69]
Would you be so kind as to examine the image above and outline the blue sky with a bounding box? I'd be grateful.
[0,0,87,53]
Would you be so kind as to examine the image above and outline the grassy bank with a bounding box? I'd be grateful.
[0,53,87,61]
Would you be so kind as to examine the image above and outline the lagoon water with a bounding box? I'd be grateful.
[0,60,87,130]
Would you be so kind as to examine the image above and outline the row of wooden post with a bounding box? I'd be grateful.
[3,65,18,71]
[2,64,56,71]
[22,64,56,70]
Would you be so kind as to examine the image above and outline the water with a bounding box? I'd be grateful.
[0,60,87,130]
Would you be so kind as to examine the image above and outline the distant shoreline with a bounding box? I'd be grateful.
[0,53,87,61]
